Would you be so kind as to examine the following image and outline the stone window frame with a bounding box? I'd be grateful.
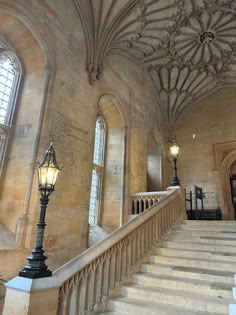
[89,115,106,225]
[0,47,22,174]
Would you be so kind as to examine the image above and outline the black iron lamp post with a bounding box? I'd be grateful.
[169,140,181,187]
[19,141,61,279]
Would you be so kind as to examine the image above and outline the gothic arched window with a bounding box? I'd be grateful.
[0,53,21,173]
[89,115,105,225]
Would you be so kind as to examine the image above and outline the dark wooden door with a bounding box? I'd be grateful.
[230,175,236,218]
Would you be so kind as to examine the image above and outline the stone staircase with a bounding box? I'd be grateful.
[99,220,236,315]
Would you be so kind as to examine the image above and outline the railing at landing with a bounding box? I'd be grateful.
[130,191,168,214]
[54,188,186,315]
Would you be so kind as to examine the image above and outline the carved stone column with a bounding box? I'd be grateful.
[120,126,128,226]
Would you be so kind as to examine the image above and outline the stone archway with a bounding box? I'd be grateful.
[0,4,57,255]
[98,94,128,229]
[214,141,236,220]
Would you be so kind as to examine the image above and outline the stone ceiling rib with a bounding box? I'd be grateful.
[75,0,236,137]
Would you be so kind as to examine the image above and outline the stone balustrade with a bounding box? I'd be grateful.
[3,188,186,315]
[55,189,185,314]
[130,191,168,214]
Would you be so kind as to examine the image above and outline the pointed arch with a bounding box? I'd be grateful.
[0,6,57,250]
[89,94,128,232]
[214,141,236,220]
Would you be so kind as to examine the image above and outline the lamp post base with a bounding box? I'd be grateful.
[19,248,52,279]
[19,194,52,279]
[170,157,181,187]
[169,178,181,187]
[19,269,52,279]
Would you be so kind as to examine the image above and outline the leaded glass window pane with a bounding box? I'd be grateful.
[0,57,16,125]
[89,115,106,225]
[0,52,20,176]
[89,170,100,225]
[93,116,105,166]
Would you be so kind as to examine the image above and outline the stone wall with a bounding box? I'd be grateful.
[0,0,165,276]
[176,88,236,217]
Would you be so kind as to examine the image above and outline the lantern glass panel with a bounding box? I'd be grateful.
[38,165,59,189]
[170,143,179,157]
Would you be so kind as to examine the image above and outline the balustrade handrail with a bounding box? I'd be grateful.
[130,191,168,197]
[54,188,186,314]
[54,189,171,282]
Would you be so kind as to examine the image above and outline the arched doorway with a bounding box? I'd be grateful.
[230,161,236,219]
[214,141,236,220]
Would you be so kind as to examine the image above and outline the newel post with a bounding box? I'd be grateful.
[3,276,60,315]
[167,187,187,221]
[179,187,187,220]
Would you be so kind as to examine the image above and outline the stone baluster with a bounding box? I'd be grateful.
[69,286,79,315]
[94,263,103,309]
[58,287,69,315]
[109,250,116,289]
[137,230,141,261]
[102,257,110,297]
[116,245,122,283]
[78,278,87,314]
[87,266,96,311]
[132,232,137,266]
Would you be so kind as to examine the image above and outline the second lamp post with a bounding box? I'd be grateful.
[169,140,181,187]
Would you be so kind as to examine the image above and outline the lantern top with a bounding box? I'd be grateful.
[39,141,60,169]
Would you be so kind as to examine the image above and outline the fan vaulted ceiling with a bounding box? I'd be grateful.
[74,0,236,135]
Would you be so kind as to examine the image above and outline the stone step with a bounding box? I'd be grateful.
[162,240,236,253]
[182,220,236,226]
[120,284,233,313]
[150,255,236,272]
[155,247,236,262]
[175,224,236,231]
[141,263,235,284]
[106,297,228,315]
[169,235,236,245]
[171,229,236,238]
[99,219,236,315]
[132,272,233,298]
